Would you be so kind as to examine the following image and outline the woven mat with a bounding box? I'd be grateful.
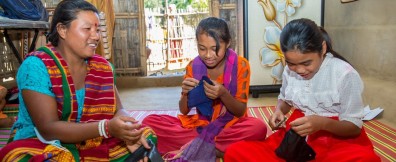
[1,105,395,161]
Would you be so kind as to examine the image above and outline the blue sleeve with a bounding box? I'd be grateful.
[16,56,55,97]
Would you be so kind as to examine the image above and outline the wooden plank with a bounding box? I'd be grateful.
[116,13,139,16]
[115,67,141,74]
[115,12,139,19]
[139,0,147,76]
[0,19,49,29]
[221,3,237,10]
[115,15,139,19]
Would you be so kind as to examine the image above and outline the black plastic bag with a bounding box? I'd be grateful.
[275,129,316,162]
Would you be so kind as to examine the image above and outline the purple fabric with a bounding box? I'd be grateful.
[223,49,238,97]
[171,49,238,161]
[192,48,238,96]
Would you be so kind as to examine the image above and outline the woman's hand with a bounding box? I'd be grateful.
[203,80,226,99]
[290,115,324,137]
[181,78,199,94]
[108,116,143,142]
[269,110,287,130]
[126,131,151,162]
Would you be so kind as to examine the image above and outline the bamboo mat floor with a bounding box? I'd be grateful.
[1,105,395,161]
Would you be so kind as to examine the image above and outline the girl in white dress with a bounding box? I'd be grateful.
[224,18,380,162]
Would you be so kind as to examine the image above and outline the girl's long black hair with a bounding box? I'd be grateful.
[280,18,350,65]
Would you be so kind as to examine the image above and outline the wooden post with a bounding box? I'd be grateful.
[120,30,128,69]
[237,0,244,56]
[210,0,220,18]
[138,0,147,76]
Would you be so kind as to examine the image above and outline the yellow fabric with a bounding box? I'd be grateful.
[42,145,75,162]
[76,137,103,150]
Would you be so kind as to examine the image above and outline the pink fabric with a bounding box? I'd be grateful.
[142,114,198,154]
[142,114,267,154]
[215,117,267,152]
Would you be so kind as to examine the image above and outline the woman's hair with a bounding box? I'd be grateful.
[48,0,98,47]
[195,17,231,55]
[318,26,350,64]
[280,18,349,64]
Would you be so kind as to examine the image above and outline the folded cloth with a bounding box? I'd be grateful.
[275,129,316,161]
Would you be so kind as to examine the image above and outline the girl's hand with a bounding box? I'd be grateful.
[290,115,324,136]
[108,116,143,142]
[203,80,226,99]
[181,78,199,94]
[269,110,287,130]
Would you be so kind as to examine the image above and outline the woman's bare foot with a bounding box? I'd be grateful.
[0,117,16,128]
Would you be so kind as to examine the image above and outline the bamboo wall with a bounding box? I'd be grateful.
[1,0,241,80]
[24,0,145,76]
[112,0,146,76]
[38,0,145,76]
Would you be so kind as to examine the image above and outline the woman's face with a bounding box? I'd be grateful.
[285,50,325,80]
[197,33,229,69]
[60,11,100,58]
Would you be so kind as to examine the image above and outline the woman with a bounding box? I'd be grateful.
[224,18,380,162]
[142,17,267,161]
[0,1,152,161]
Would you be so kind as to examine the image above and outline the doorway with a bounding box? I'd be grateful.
[144,0,210,76]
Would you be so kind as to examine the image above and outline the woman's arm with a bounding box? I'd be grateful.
[179,63,199,115]
[179,77,199,115]
[179,94,189,115]
[220,90,246,117]
[24,90,100,143]
[25,87,143,143]
[290,115,361,137]
[277,99,292,115]
[205,82,246,117]
[111,86,145,142]
[269,100,292,129]
[113,86,150,150]
[321,117,361,136]
[114,86,132,117]
[205,58,250,117]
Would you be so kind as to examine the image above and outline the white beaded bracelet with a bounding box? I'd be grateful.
[102,120,109,138]
[98,119,105,137]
